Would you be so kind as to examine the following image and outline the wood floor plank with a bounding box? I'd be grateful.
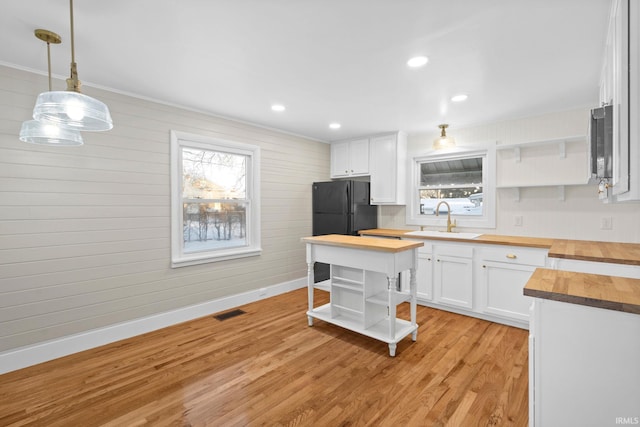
[0,288,528,426]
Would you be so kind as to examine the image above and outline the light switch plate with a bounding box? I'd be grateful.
[601,217,613,230]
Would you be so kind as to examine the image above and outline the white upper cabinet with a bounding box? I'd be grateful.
[330,138,370,178]
[601,0,640,201]
[369,132,407,205]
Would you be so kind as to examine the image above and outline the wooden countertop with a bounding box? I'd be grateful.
[358,229,553,249]
[302,234,423,253]
[549,239,640,266]
[359,229,640,265]
[524,268,640,315]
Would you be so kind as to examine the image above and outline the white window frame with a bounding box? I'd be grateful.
[406,145,496,229]
[170,130,261,268]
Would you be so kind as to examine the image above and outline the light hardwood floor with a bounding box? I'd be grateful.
[0,288,528,426]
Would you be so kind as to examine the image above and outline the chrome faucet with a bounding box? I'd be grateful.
[435,201,457,232]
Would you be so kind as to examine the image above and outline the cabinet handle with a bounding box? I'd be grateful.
[506,254,517,259]
[482,265,486,268]
[437,259,440,262]
[351,169,354,173]
[427,258,431,261]
[345,170,348,173]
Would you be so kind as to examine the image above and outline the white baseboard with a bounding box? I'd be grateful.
[0,277,307,375]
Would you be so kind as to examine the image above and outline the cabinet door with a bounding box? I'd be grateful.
[348,138,370,176]
[369,135,396,203]
[330,141,350,178]
[434,255,473,309]
[481,261,535,322]
[611,0,630,196]
[416,251,433,301]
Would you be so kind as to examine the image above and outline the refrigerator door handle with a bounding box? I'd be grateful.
[344,183,350,214]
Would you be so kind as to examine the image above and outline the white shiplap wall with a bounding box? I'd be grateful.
[0,65,330,353]
[380,108,640,243]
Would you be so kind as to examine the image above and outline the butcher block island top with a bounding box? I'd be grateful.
[301,234,423,252]
[524,268,640,315]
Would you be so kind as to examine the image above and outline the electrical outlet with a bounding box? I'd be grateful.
[601,217,613,230]
[514,215,523,226]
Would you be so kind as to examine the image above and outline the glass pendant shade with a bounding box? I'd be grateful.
[19,119,84,146]
[432,135,456,149]
[432,124,456,149]
[33,90,113,131]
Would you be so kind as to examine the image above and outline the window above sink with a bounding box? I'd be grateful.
[406,146,496,230]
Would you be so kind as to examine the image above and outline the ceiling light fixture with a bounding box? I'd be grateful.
[329,123,341,129]
[451,94,468,102]
[32,0,113,132]
[407,56,428,68]
[19,29,83,146]
[433,124,456,149]
[271,104,286,112]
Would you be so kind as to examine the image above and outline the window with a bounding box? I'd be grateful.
[407,147,495,229]
[171,131,261,267]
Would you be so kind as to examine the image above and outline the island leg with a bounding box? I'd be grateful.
[388,343,397,357]
[410,267,418,341]
[388,275,397,342]
[307,262,314,326]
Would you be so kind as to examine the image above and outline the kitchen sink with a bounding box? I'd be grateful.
[404,230,482,239]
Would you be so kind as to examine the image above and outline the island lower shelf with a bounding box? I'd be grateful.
[307,303,418,344]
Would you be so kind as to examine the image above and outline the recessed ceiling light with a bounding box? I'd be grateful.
[451,94,468,102]
[271,104,285,112]
[407,56,428,68]
[329,123,341,129]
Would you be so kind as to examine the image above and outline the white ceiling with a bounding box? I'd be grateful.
[0,0,612,142]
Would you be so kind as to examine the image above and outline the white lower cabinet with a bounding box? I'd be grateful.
[478,245,547,326]
[416,243,433,301]
[405,238,548,329]
[433,244,474,309]
[549,257,640,279]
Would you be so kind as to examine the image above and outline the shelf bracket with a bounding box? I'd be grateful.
[514,187,520,202]
[559,141,566,159]
[514,146,521,163]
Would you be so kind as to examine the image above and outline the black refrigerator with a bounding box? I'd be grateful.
[312,180,378,282]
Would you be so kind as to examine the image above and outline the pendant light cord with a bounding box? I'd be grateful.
[46,41,52,91]
[69,0,75,65]
[66,0,81,92]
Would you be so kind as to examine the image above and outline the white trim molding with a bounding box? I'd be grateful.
[0,278,306,375]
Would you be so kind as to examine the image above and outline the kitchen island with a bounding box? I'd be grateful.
[301,234,423,356]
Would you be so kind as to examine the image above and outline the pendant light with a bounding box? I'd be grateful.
[32,0,113,131]
[19,29,84,146]
[432,124,456,149]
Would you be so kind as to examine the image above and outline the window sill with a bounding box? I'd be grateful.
[171,247,262,268]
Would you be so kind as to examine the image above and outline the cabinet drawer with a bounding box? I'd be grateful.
[434,244,473,258]
[481,246,546,266]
